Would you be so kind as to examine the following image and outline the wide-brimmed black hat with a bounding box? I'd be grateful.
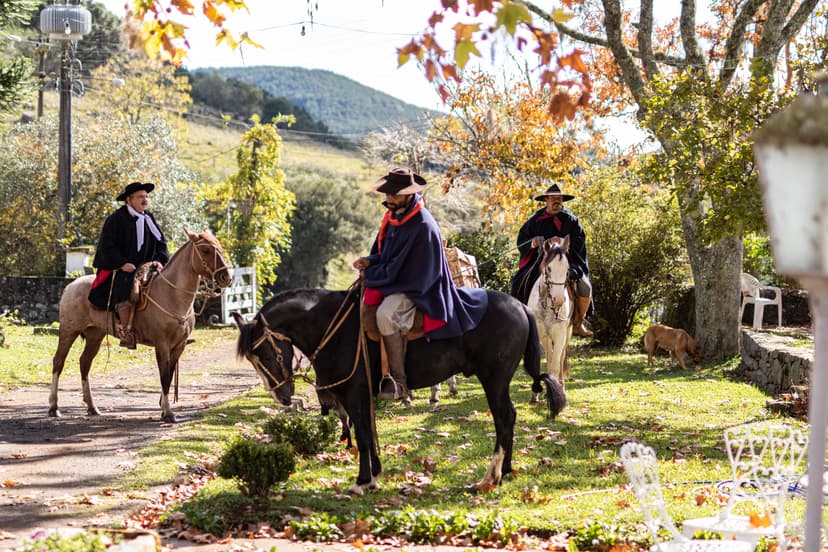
[533,183,574,202]
[116,181,155,201]
[374,167,426,195]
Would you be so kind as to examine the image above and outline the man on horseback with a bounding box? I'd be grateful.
[87,182,169,349]
[353,167,488,404]
[511,183,594,338]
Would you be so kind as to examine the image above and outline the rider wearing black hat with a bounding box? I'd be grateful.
[88,182,169,348]
[511,182,593,337]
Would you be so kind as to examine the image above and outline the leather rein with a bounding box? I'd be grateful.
[248,281,367,395]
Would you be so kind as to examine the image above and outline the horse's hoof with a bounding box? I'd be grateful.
[161,413,178,423]
[48,408,60,418]
[87,407,101,416]
[348,483,365,496]
[428,398,439,404]
[368,476,380,491]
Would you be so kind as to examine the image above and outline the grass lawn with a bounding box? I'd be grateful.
[112,338,810,547]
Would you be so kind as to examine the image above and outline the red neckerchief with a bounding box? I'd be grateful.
[376,197,423,254]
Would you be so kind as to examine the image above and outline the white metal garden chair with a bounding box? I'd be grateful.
[620,442,754,551]
[681,421,808,548]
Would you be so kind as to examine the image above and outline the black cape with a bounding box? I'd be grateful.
[88,205,169,310]
[510,207,589,304]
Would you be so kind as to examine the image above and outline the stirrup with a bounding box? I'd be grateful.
[377,375,400,400]
[117,326,136,350]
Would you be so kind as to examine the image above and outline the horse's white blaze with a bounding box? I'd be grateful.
[527,240,573,384]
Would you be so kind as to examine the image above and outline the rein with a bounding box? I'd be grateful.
[249,281,365,393]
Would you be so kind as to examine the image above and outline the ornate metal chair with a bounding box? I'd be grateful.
[681,421,808,547]
[620,442,754,551]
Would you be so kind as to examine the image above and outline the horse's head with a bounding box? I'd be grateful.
[538,236,570,308]
[232,311,296,406]
[185,228,233,290]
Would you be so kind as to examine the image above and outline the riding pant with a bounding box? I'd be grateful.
[573,275,592,299]
[376,293,417,336]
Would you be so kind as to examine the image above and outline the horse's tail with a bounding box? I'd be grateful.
[522,305,567,419]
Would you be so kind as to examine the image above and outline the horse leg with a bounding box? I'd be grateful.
[479,383,516,487]
[547,326,566,383]
[447,374,458,396]
[156,344,182,423]
[347,406,382,495]
[79,330,105,415]
[530,322,551,404]
[429,383,441,404]
[49,329,81,417]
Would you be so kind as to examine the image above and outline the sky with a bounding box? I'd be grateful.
[99,0,457,110]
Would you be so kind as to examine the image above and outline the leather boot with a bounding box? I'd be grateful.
[118,326,136,349]
[573,296,593,337]
[378,332,408,401]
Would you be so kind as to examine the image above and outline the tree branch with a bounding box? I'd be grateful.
[521,0,685,67]
[638,0,659,80]
[780,0,820,45]
[680,0,705,66]
[719,0,766,88]
[600,0,649,106]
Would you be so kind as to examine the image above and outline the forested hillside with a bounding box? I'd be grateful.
[196,66,440,137]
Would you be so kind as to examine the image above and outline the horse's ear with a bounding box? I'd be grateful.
[184,228,197,241]
[562,234,570,252]
[231,311,247,328]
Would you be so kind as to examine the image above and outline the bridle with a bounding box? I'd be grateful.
[148,237,233,322]
[246,283,363,395]
[539,248,569,319]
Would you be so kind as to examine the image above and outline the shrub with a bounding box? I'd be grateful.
[20,530,111,552]
[262,410,339,456]
[217,436,295,496]
[577,164,690,345]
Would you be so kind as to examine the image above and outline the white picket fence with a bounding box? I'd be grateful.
[219,266,256,324]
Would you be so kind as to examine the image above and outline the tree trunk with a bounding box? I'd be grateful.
[680,202,743,360]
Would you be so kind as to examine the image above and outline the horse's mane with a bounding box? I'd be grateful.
[165,228,224,267]
[261,288,347,317]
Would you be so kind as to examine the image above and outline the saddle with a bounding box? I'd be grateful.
[130,263,160,312]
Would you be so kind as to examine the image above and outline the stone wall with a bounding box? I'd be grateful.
[0,276,71,324]
[738,329,812,395]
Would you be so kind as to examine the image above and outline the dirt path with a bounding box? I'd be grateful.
[0,334,261,543]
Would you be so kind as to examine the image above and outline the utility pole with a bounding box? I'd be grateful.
[39,1,91,274]
[35,43,48,118]
[56,39,71,245]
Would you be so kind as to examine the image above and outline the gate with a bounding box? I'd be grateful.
[219,266,257,324]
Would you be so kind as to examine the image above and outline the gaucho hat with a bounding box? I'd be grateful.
[116,181,155,201]
[533,183,575,202]
[374,167,427,195]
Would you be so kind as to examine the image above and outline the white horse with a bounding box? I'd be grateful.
[527,236,573,399]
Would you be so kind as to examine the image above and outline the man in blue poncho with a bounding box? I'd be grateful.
[353,167,488,402]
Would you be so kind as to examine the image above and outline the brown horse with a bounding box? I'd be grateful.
[49,228,232,422]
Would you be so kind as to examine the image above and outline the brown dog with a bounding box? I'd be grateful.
[644,324,701,370]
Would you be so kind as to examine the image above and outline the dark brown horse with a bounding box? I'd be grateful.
[233,287,566,494]
[49,228,232,422]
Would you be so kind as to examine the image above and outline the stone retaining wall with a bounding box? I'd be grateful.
[0,276,70,324]
[738,329,813,395]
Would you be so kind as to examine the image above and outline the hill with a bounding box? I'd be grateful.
[194,66,440,137]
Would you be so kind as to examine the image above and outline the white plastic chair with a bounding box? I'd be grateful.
[620,442,754,551]
[681,422,808,547]
[739,273,782,329]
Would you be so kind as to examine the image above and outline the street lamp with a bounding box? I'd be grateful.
[39,1,91,269]
[753,73,828,552]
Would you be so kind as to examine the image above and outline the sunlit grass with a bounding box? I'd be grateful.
[129,340,810,538]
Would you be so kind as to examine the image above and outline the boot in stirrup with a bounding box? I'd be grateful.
[378,332,409,402]
[573,296,593,337]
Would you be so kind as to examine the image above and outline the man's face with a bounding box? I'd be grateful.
[545,195,564,214]
[385,193,412,211]
[126,191,149,213]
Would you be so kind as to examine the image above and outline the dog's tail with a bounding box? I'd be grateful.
[523,305,566,419]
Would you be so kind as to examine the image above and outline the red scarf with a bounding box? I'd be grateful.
[376,197,423,254]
